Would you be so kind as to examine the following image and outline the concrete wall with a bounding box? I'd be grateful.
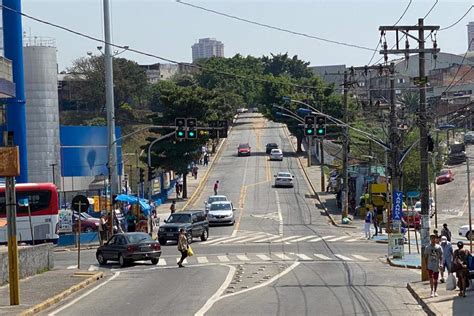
[0,243,54,285]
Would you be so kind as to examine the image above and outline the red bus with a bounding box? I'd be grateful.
[0,183,59,244]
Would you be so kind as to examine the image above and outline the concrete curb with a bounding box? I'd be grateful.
[386,256,421,269]
[282,126,356,229]
[406,282,437,316]
[54,244,99,252]
[19,271,104,316]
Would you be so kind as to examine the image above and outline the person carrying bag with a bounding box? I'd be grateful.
[177,228,189,268]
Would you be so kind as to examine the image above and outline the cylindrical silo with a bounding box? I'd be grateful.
[23,37,61,188]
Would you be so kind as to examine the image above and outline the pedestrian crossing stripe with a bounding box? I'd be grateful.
[289,236,316,243]
[352,255,370,261]
[274,253,292,260]
[217,255,230,262]
[313,254,331,260]
[295,254,312,260]
[197,256,209,263]
[236,254,250,261]
[326,236,351,242]
[334,254,353,261]
[256,254,271,261]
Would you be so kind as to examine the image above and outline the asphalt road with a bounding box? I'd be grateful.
[46,114,424,315]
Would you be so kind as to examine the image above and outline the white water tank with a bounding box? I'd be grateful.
[23,37,61,187]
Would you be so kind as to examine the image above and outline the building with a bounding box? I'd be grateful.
[191,38,224,62]
[310,64,346,93]
[468,22,474,51]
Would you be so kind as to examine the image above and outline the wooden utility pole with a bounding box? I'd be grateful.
[342,71,349,220]
[380,18,440,281]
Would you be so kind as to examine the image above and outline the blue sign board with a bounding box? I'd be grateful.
[392,191,403,220]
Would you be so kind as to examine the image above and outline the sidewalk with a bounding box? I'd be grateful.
[0,269,103,316]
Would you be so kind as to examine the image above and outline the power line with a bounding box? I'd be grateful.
[423,0,439,19]
[393,0,413,25]
[440,5,473,30]
[175,0,376,52]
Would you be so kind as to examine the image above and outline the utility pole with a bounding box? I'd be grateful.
[342,71,349,219]
[320,138,325,192]
[467,157,473,252]
[380,18,440,281]
[307,136,312,167]
[50,163,57,186]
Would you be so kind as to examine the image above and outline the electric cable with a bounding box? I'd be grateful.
[440,5,473,30]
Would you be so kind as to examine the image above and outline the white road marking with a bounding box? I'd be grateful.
[175,257,188,264]
[334,254,353,261]
[217,255,230,262]
[195,265,236,316]
[326,236,352,242]
[313,254,331,260]
[87,265,99,271]
[271,235,302,243]
[253,235,281,243]
[295,254,312,260]
[308,237,323,242]
[275,191,284,237]
[197,256,209,264]
[66,265,77,270]
[256,254,271,261]
[289,236,315,243]
[232,152,251,237]
[201,236,233,245]
[158,259,167,266]
[352,254,370,261]
[234,234,272,244]
[236,254,250,261]
[220,234,258,244]
[274,253,292,260]
[48,272,121,316]
[346,238,363,242]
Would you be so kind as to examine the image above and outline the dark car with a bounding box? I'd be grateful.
[266,143,279,154]
[72,212,100,233]
[96,232,161,267]
[158,210,209,245]
[237,143,251,156]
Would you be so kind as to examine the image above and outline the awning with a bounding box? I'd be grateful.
[115,194,151,215]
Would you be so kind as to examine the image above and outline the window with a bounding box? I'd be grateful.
[0,190,52,215]
[117,236,127,245]
[108,236,117,245]
[192,214,198,223]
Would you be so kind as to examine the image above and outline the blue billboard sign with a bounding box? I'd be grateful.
[392,191,403,220]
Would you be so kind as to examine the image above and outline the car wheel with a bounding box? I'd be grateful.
[97,252,107,265]
[186,232,193,244]
[158,238,166,245]
[118,253,127,267]
[151,258,159,265]
[200,229,209,241]
[84,226,94,233]
[467,231,474,241]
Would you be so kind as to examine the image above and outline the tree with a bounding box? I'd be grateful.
[262,53,313,79]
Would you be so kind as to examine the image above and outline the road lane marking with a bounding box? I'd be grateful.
[217,255,230,262]
[275,191,284,237]
[334,254,353,261]
[219,234,258,244]
[66,265,77,270]
[308,237,323,242]
[175,258,188,264]
[236,255,250,261]
[326,236,352,242]
[234,234,272,244]
[195,264,236,316]
[256,254,271,261]
[87,265,99,271]
[313,254,331,260]
[48,272,121,316]
[270,235,302,243]
[346,238,363,242]
[197,257,209,264]
[158,259,167,266]
[290,236,316,243]
[201,236,234,245]
[295,254,312,260]
[352,255,370,261]
[274,253,292,260]
[253,235,281,243]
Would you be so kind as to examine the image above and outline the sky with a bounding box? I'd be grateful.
[18,0,474,72]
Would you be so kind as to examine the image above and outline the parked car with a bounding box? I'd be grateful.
[158,210,209,245]
[459,224,474,240]
[269,148,283,161]
[96,232,162,267]
[436,169,454,185]
[413,198,435,217]
[204,195,229,212]
[237,143,251,156]
[464,131,474,144]
[266,143,279,154]
[208,201,235,225]
[402,210,421,230]
[274,171,294,188]
[72,212,100,233]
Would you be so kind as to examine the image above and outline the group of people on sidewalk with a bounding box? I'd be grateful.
[424,227,472,298]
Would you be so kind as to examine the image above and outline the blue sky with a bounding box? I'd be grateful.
[20,0,473,71]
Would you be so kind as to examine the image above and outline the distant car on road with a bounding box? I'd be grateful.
[464,131,474,144]
[403,210,420,230]
[459,224,474,240]
[208,201,235,225]
[96,232,162,267]
[266,143,279,154]
[204,195,229,212]
[269,149,283,161]
[158,210,209,245]
[436,169,454,185]
[274,171,294,188]
[413,198,435,217]
[237,143,251,156]
[72,212,100,233]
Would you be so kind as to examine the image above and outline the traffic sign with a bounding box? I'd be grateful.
[72,195,90,213]
[392,191,403,220]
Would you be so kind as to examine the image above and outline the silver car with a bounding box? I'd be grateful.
[274,172,294,188]
[269,149,283,161]
[204,195,228,212]
[207,201,235,225]
[464,131,474,144]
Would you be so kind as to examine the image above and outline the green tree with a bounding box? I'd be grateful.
[262,53,313,79]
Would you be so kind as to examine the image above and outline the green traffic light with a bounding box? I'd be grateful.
[305,128,314,135]
[189,131,195,137]
[316,128,325,135]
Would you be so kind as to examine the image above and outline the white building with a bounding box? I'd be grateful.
[468,22,474,51]
[191,38,224,62]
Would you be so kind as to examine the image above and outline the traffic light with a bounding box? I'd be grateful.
[139,168,145,183]
[427,135,434,152]
[315,115,326,136]
[209,121,218,139]
[304,115,315,136]
[175,118,186,140]
[218,120,228,138]
[148,167,157,180]
[186,118,197,139]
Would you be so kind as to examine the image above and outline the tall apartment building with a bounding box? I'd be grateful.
[469,22,474,51]
[191,38,224,62]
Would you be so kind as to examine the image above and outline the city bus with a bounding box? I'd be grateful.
[0,183,59,244]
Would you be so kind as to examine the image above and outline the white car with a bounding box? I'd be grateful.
[204,195,228,212]
[269,149,283,161]
[208,201,235,225]
[459,224,474,240]
[274,172,294,188]
[413,198,435,216]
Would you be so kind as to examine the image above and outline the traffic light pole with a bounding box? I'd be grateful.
[307,136,312,167]
[342,71,349,220]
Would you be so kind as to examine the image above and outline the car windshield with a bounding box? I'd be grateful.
[404,211,419,217]
[81,213,93,219]
[439,169,450,175]
[414,202,421,208]
[239,144,249,149]
[127,233,152,244]
[267,143,277,148]
[271,149,281,154]
[208,196,227,203]
[278,172,292,178]
[167,214,191,223]
[210,203,232,211]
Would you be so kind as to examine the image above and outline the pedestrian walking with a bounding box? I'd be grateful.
[213,180,219,195]
[452,241,470,297]
[364,208,373,239]
[439,236,453,283]
[192,165,198,180]
[203,153,209,166]
[126,211,137,232]
[98,215,108,245]
[175,180,181,198]
[423,234,443,297]
[170,201,176,214]
[441,223,452,242]
[177,228,189,268]
[433,229,441,243]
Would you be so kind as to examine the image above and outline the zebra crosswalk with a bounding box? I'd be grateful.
[201,231,366,246]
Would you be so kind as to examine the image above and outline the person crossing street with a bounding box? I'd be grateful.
[177,228,189,268]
